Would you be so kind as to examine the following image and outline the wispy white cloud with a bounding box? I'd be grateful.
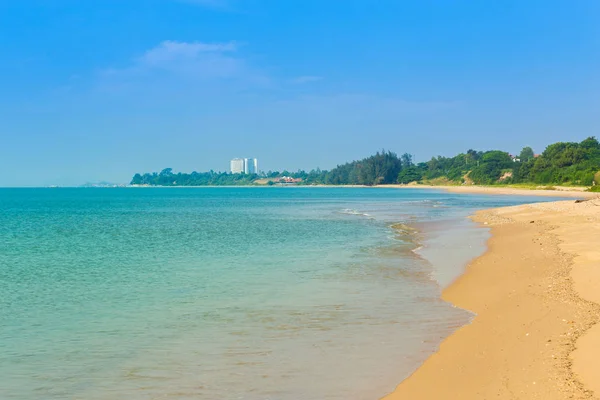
[98,40,264,87]
[290,75,323,84]
[138,40,237,68]
[94,40,458,124]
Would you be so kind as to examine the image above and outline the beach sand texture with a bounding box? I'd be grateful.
[382,198,600,399]
[384,184,598,198]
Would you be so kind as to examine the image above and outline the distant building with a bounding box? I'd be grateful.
[244,158,259,174]
[230,158,245,174]
[275,176,303,184]
[231,157,259,174]
[244,158,253,174]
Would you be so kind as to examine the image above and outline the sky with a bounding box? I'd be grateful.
[0,0,598,186]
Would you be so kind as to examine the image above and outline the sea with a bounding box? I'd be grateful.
[0,187,564,400]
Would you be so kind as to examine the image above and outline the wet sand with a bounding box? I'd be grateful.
[381,198,600,399]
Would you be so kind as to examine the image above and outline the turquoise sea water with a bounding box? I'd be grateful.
[0,188,563,399]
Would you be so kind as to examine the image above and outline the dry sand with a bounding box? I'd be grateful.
[381,197,600,400]
[384,184,598,198]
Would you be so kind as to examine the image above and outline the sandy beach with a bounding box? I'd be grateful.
[382,197,600,399]
[384,184,598,198]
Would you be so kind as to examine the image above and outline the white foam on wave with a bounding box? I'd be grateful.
[411,245,424,254]
[338,208,372,217]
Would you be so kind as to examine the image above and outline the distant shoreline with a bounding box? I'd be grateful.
[133,183,598,198]
[6,184,597,198]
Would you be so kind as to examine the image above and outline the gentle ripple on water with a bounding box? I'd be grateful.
[0,188,566,400]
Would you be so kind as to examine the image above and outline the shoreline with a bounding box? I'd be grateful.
[382,184,598,198]
[381,199,600,399]
[44,184,597,197]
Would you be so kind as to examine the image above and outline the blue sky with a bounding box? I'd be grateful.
[0,0,598,186]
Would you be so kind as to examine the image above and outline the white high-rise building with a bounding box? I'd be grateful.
[230,158,245,174]
[231,158,259,174]
[244,158,259,174]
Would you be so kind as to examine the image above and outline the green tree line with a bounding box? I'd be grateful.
[131,137,600,187]
[131,168,260,186]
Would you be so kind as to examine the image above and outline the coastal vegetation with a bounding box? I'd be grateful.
[131,168,259,186]
[131,137,600,188]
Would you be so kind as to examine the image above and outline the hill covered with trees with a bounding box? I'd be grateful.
[131,137,600,188]
[402,136,600,186]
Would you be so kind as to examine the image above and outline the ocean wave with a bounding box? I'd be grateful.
[398,199,447,208]
[337,208,371,217]
[411,245,424,254]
